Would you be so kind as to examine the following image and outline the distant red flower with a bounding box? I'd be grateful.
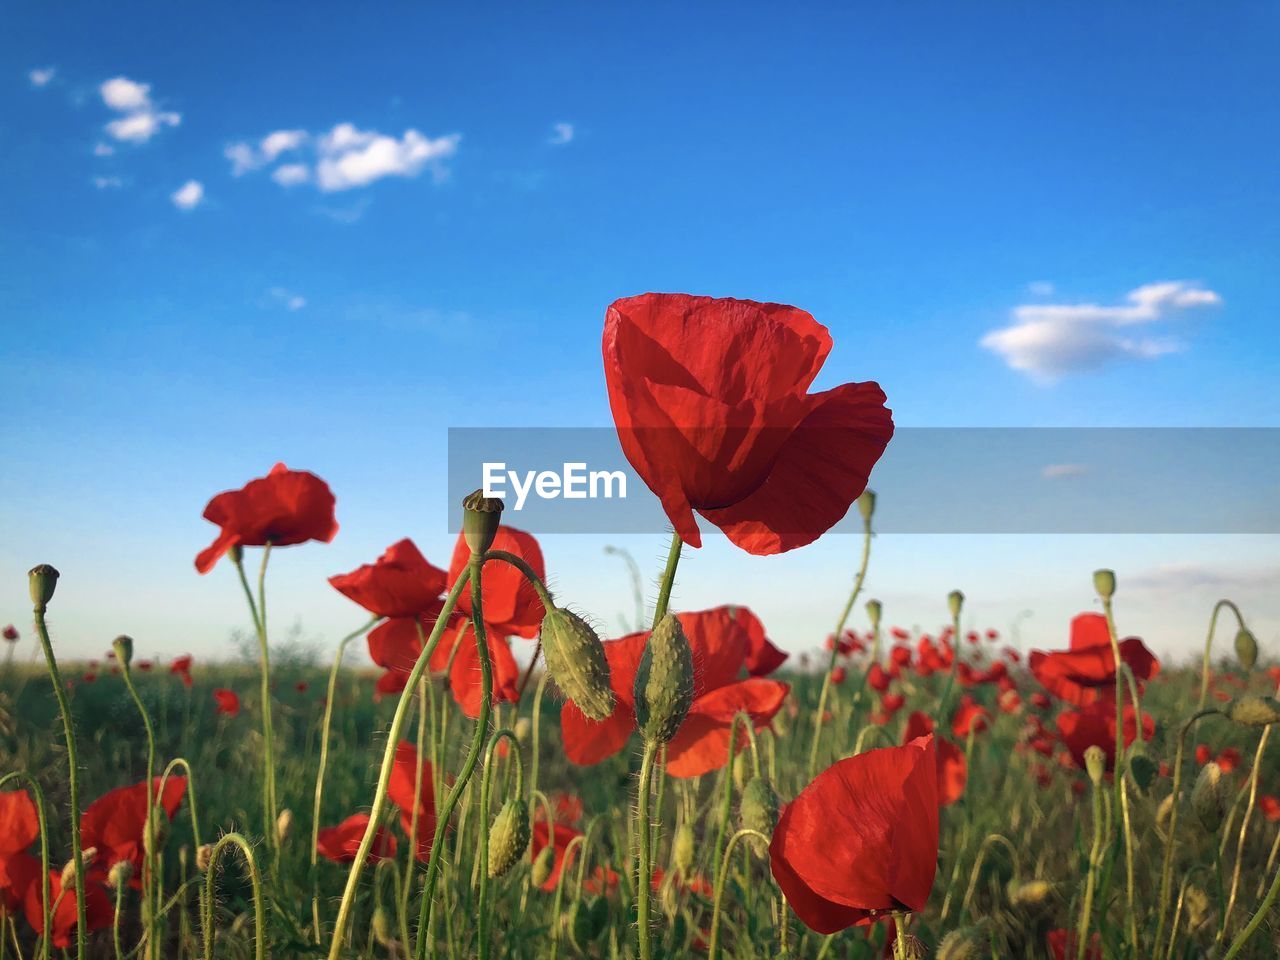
[867,663,890,692]
[1029,692,1050,711]
[1056,701,1154,772]
[2,625,17,642]
[552,793,584,825]
[880,692,905,716]
[950,697,990,739]
[1028,614,1159,707]
[136,660,153,672]
[997,689,1022,714]
[295,680,309,693]
[1259,795,1280,822]
[212,688,240,716]
[170,655,193,688]
[1047,929,1101,960]
[561,607,789,778]
[0,790,39,858]
[24,868,113,948]
[831,666,848,685]
[316,813,397,864]
[890,627,911,641]
[890,646,912,668]
[771,736,938,933]
[81,672,97,684]
[603,293,893,555]
[195,463,338,573]
[1215,747,1243,774]
[80,778,187,888]
[902,713,965,807]
[1195,744,1211,765]
[387,743,438,861]
[530,820,582,892]
[652,867,714,899]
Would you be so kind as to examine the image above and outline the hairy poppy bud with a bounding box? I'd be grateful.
[530,844,554,887]
[462,488,503,556]
[276,809,295,845]
[514,716,532,744]
[28,564,60,613]
[1084,746,1106,786]
[1234,628,1259,670]
[865,599,883,629]
[1093,569,1116,600]
[488,797,531,879]
[1226,694,1280,727]
[947,590,965,619]
[1007,878,1054,910]
[739,776,779,854]
[634,613,694,744]
[372,906,395,948]
[1192,762,1226,832]
[672,822,695,877]
[938,926,985,960]
[1184,885,1212,932]
[106,860,133,891]
[112,635,134,668]
[1156,794,1175,840]
[1126,741,1157,794]
[196,843,213,872]
[540,607,614,721]
[856,489,876,523]
[62,847,96,889]
[144,811,168,858]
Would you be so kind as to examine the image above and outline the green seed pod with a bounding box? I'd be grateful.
[106,860,133,891]
[1234,628,1259,670]
[865,599,882,629]
[1226,694,1280,727]
[28,564,60,612]
[530,843,554,887]
[672,822,695,877]
[856,489,876,523]
[540,607,614,722]
[937,926,985,960]
[1192,762,1226,833]
[634,613,694,744]
[732,750,751,792]
[947,590,965,619]
[1083,746,1107,786]
[461,488,503,556]
[276,809,295,846]
[739,776,780,854]
[1093,569,1116,600]
[1125,741,1157,794]
[112,634,134,667]
[487,797,531,879]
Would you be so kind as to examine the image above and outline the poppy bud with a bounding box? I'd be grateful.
[107,860,133,891]
[856,489,876,523]
[739,776,780,855]
[1226,693,1280,727]
[1093,569,1116,600]
[634,613,694,744]
[276,809,295,845]
[530,844,554,887]
[1007,878,1054,910]
[462,488,503,556]
[488,797,531,879]
[947,590,964,619]
[112,634,134,668]
[372,906,395,948]
[540,607,614,722]
[1192,762,1226,832]
[1184,885,1212,932]
[865,599,882,629]
[62,847,96,889]
[1234,628,1259,670]
[897,933,929,959]
[1125,742,1157,794]
[672,822,695,877]
[1083,746,1106,786]
[937,926,985,960]
[514,716,532,744]
[144,811,168,858]
[196,843,213,872]
[28,564,60,613]
[227,543,244,565]
[1156,794,1175,840]
[732,751,751,792]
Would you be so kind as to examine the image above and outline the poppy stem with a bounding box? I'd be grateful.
[0,772,51,960]
[1197,600,1246,713]
[634,738,659,960]
[477,729,522,960]
[712,713,758,878]
[706,828,769,960]
[1220,725,1272,941]
[651,533,683,626]
[201,833,264,960]
[111,882,126,960]
[549,835,587,960]
[118,657,158,960]
[807,513,873,779]
[1076,768,1105,960]
[30,606,88,960]
[310,617,379,944]
[1222,831,1280,960]
[324,570,471,960]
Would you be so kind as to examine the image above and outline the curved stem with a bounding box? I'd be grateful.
[712,713,757,878]
[958,834,1020,923]
[707,829,770,960]
[111,882,126,960]
[1076,770,1105,960]
[853,723,896,756]
[1221,725,1272,938]
[549,836,586,960]
[477,729,522,960]
[1198,600,1246,713]
[528,671,550,806]
[31,608,86,960]
[202,834,264,960]
[0,772,51,960]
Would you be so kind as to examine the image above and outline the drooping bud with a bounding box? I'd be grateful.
[530,844,554,887]
[514,716,532,744]
[947,590,965,620]
[865,599,883,629]
[143,810,168,858]
[196,843,213,872]
[1007,878,1054,911]
[62,847,96,888]
[1093,569,1116,601]
[1226,694,1280,727]
[112,635,134,668]
[856,489,876,524]
[276,809,295,846]
[540,607,614,721]
[372,906,395,948]
[672,822,694,877]
[633,613,694,744]
[739,776,779,855]
[106,860,134,891]
[937,926,985,960]
[732,751,751,792]
[1192,762,1226,832]
[1125,741,1157,794]
[462,488,503,556]
[1156,794,1175,840]
[1234,628,1259,670]
[28,564,60,613]
[487,797,531,878]
[1084,746,1106,786]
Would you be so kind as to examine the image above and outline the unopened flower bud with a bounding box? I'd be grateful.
[62,847,96,888]
[856,489,876,523]
[947,590,964,620]
[1184,884,1212,931]
[372,906,395,948]
[1156,794,1175,840]
[672,822,695,877]
[739,777,779,855]
[530,844,555,887]
[487,797,531,878]
[1007,878,1054,910]
[144,812,168,857]
[514,716,532,744]
[1234,628,1259,670]
[865,599,882,629]
[196,843,213,872]
[540,607,614,722]
[938,926,985,960]
[1093,569,1116,600]
[112,635,134,668]
[1084,746,1106,785]
[1192,762,1226,832]
[228,543,244,565]
[1126,741,1157,794]
[1226,694,1280,727]
[634,613,694,744]
[107,860,133,891]
[462,488,503,556]
[29,564,60,613]
[276,809,295,845]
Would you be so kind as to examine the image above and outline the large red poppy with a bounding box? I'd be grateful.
[447,526,546,639]
[1055,699,1155,772]
[1028,614,1160,707]
[80,778,187,888]
[0,790,40,914]
[195,463,338,574]
[603,294,893,555]
[24,869,113,948]
[560,607,789,778]
[729,605,789,676]
[387,742,439,861]
[902,713,966,807]
[770,736,939,933]
[329,538,449,621]
[316,813,398,864]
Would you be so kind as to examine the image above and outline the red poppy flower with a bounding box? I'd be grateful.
[170,655,193,688]
[831,666,848,685]
[890,627,911,641]
[0,790,38,859]
[81,672,97,684]
[770,736,939,933]
[329,538,449,621]
[1029,692,1050,711]
[1028,614,1160,707]
[997,690,1021,714]
[80,778,187,888]
[1056,700,1154,772]
[0,851,39,915]
[316,813,397,864]
[603,293,893,555]
[136,660,153,672]
[387,743,439,861]
[902,713,966,807]
[890,647,912,668]
[552,793,584,825]
[212,688,240,716]
[295,680,309,693]
[561,607,789,778]
[867,663,890,692]
[1215,747,1243,775]
[950,697,990,739]
[880,692,905,716]
[447,526,546,639]
[24,869,113,948]
[1047,929,1101,960]
[732,606,788,676]
[195,463,338,574]
[2,625,17,642]
[1259,795,1280,822]
[1194,744,1211,765]
[651,867,714,899]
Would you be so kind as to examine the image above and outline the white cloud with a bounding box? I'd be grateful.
[100,76,181,143]
[314,124,460,191]
[267,287,307,311]
[1041,463,1087,479]
[106,109,180,143]
[980,281,1221,382]
[1027,281,1054,296]
[92,176,123,190]
[549,122,574,145]
[100,76,151,111]
[28,67,56,88]
[171,180,204,210]
[271,163,310,186]
[226,129,309,175]
[93,142,115,157]
[261,129,307,161]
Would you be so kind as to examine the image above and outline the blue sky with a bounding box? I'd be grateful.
[2,3,1278,666]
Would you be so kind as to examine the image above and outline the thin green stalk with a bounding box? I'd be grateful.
[477,729,522,960]
[712,714,760,876]
[635,739,659,960]
[111,882,126,960]
[202,834,264,960]
[707,829,770,960]
[651,533,683,625]
[401,619,432,950]
[118,656,158,960]
[1076,770,1105,960]
[528,671,551,805]
[549,836,586,960]
[1223,840,1280,960]
[1221,725,1272,939]
[959,834,1020,923]
[1197,600,1245,712]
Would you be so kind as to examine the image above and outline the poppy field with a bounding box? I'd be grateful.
[3,294,1279,959]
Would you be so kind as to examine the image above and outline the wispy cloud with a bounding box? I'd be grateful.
[28,67,56,89]
[548,122,574,145]
[226,129,308,175]
[1042,463,1087,479]
[1125,562,1280,594]
[266,287,307,311]
[171,180,204,210]
[981,281,1221,382]
[93,142,115,157]
[101,76,181,143]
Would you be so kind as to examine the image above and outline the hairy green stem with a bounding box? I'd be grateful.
[232,545,278,871]
[202,834,264,960]
[707,829,770,960]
